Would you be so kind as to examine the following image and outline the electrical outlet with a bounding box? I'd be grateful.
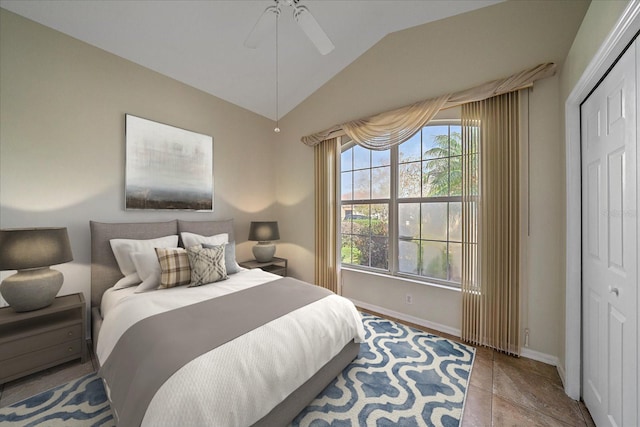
[406,294,413,305]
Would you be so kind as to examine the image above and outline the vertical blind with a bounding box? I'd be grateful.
[461,91,521,355]
[314,137,340,293]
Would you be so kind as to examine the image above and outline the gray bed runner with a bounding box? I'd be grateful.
[99,277,333,427]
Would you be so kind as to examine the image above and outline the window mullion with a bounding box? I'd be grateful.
[400,196,462,203]
[348,199,389,205]
[390,145,398,275]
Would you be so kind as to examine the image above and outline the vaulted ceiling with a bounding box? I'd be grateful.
[0,0,502,120]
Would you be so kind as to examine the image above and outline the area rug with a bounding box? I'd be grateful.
[0,314,475,427]
[0,373,113,426]
[292,314,475,427]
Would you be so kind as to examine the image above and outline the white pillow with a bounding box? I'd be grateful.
[180,232,228,249]
[110,235,178,288]
[131,252,162,293]
[113,273,141,289]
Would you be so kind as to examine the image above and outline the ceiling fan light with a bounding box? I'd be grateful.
[293,5,335,55]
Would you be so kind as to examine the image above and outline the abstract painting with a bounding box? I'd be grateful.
[125,115,213,210]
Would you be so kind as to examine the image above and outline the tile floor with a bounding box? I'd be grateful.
[1,315,596,427]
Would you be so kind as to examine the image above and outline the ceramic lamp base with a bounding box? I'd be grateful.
[0,267,63,312]
[252,242,276,263]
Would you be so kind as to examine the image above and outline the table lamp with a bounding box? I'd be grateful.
[248,221,280,262]
[0,227,73,312]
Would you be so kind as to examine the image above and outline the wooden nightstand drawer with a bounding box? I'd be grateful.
[263,265,287,276]
[239,257,288,277]
[1,339,83,381]
[0,293,87,384]
[0,323,82,360]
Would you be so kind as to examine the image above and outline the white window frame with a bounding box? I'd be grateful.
[340,120,465,289]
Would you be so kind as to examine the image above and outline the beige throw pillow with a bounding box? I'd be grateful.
[155,247,191,288]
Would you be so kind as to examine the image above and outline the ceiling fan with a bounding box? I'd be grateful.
[244,0,335,55]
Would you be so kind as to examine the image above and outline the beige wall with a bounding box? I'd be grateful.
[0,10,277,310]
[561,0,631,100]
[556,0,631,379]
[275,0,590,359]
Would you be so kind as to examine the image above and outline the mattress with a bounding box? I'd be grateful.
[96,268,365,426]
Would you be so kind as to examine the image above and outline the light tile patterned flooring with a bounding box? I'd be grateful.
[1,313,596,426]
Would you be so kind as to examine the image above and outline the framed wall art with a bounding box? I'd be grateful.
[125,114,213,211]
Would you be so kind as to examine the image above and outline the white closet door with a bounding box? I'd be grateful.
[581,38,638,427]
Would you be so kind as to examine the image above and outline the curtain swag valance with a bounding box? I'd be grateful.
[301,62,556,150]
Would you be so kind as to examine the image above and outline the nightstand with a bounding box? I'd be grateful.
[239,256,288,277]
[0,293,87,384]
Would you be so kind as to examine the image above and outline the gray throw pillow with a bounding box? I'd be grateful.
[203,241,239,275]
[186,245,227,287]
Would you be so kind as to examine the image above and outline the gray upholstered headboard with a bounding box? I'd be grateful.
[90,219,235,308]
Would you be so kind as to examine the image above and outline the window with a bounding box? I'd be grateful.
[340,123,475,288]
[340,144,390,269]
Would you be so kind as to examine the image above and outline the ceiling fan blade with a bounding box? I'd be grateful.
[293,5,334,55]
[244,4,279,49]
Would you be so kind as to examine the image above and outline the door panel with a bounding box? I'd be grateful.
[608,306,625,427]
[581,38,637,427]
[607,149,624,271]
[607,82,624,131]
[587,161,601,259]
[586,289,603,403]
[582,83,605,415]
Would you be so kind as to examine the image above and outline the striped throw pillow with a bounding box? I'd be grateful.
[187,245,227,287]
[155,247,191,288]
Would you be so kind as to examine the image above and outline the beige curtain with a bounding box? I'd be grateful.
[301,63,554,149]
[461,91,520,356]
[342,95,449,150]
[314,137,340,293]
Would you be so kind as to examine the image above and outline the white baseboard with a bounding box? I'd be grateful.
[351,298,563,370]
[556,361,567,388]
[520,347,559,367]
[348,298,461,338]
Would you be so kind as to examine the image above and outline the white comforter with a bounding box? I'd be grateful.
[97,269,365,427]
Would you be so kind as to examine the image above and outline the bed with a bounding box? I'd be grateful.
[90,219,364,427]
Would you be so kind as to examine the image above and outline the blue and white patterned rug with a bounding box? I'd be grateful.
[293,314,475,427]
[0,373,113,426]
[0,314,474,427]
